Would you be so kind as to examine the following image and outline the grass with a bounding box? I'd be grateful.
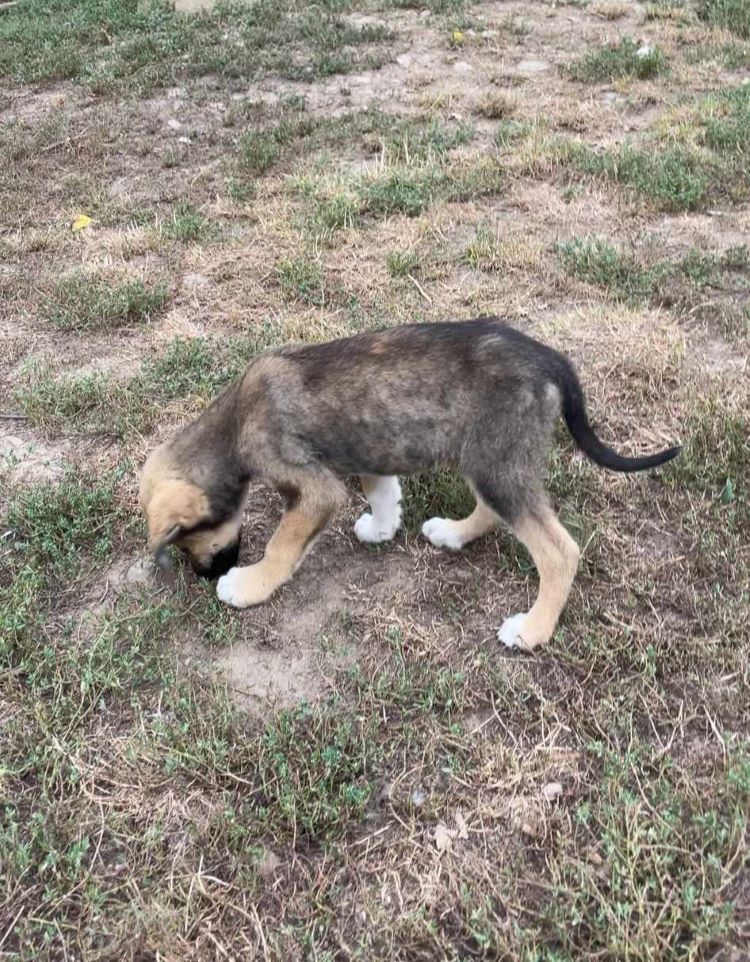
[42,273,169,332]
[386,248,419,277]
[531,737,748,958]
[401,470,475,532]
[558,235,750,314]
[159,202,214,243]
[278,255,325,305]
[15,335,267,436]
[2,2,750,959]
[567,142,712,211]
[4,470,128,587]
[698,0,750,37]
[0,0,395,92]
[298,155,503,238]
[560,85,750,211]
[665,397,750,517]
[569,37,666,82]
[464,225,540,272]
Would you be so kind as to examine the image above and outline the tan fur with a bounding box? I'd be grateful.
[216,472,347,607]
[509,502,581,649]
[437,498,499,547]
[144,477,210,554]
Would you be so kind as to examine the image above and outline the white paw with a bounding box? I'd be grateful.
[497,612,528,649]
[422,517,465,551]
[354,511,400,544]
[216,567,245,607]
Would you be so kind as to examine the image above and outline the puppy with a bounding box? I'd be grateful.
[139,318,679,650]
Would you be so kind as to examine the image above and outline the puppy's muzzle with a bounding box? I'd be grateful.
[191,538,240,580]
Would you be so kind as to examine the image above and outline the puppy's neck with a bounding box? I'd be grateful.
[171,383,250,520]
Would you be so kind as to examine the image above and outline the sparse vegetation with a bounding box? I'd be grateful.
[1,1,748,959]
[569,37,666,82]
[278,255,325,304]
[387,248,419,277]
[698,0,750,37]
[298,155,503,237]
[159,202,214,243]
[43,273,169,332]
[0,0,395,91]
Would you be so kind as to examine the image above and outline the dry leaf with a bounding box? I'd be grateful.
[434,823,457,852]
[72,214,93,232]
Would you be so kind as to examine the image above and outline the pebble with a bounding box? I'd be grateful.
[126,559,158,585]
[518,59,549,74]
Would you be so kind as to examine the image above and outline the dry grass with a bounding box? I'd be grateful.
[590,0,631,20]
[1,0,749,960]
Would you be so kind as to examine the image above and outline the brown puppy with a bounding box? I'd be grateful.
[139,318,679,650]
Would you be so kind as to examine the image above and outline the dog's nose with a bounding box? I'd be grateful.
[191,539,240,580]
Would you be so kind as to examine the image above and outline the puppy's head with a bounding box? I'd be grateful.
[139,444,243,579]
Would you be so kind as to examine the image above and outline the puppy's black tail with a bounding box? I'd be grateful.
[556,356,681,473]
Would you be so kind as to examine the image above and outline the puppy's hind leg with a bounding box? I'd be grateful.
[354,475,402,544]
[422,485,499,550]
[496,494,580,651]
[217,471,346,608]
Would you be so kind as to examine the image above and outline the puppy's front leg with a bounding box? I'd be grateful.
[217,473,346,608]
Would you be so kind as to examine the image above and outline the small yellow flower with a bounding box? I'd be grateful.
[452,29,464,45]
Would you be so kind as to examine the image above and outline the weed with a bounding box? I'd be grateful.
[159,202,214,243]
[278,256,325,305]
[4,471,128,587]
[558,236,750,311]
[557,236,658,299]
[527,738,747,957]
[43,274,169,332]
[569,37,666,82]
[474,91,518,119]
[15,363,127,435]
[386,249,419,277]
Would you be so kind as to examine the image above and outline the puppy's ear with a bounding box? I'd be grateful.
[151,523,184,568]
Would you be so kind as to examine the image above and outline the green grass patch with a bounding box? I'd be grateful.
[558,236,660,299]
[698,0,750,37]
[528,738,748,957]
[563,85,750,210]
[15,363,130,435]
[568,142,712,211]
[277,255,325,305]
[4,471,128,587]
[159,202,214,243]
[693,83,750,153]
[298,155,503,239]
[386,248,419,277]
[558,235,750,306]
[569,37,666,82]
[401,470,475,533]
[0,0,395,93]
[42,273,169,332]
